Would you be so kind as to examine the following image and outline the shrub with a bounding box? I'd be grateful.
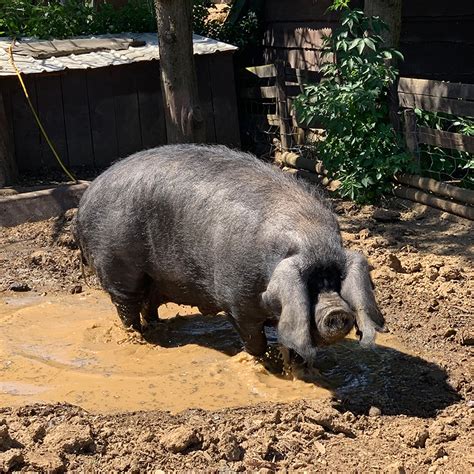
[294,8,411,203]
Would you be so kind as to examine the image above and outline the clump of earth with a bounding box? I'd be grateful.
[0,199,472,472]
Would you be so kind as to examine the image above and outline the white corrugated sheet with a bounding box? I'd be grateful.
[0,33,237,76]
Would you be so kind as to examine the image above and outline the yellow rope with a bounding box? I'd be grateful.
[7,41,77,183]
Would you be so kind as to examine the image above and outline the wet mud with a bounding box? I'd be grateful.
[0,291,457,418]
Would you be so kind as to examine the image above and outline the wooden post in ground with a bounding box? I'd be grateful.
[0,93,17,186]
[275,60,291,152]
[155,0,206,143]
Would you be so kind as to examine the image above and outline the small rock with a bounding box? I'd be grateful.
[426,445,447,461]
[138,432,154,443]
[405,262,422,273]
[160,426,200,453]
[0,425,14,450]
[439,266,462,281]
[69,285,83,294]
[27,450,65,473]
[459,332,474,346]
[29,250,48,266]
[427,267,439,281]
[438,282,455,297]
[0,449,24,472]
[372,208,400,222]
[368,406,382,417]
[359,228,370,240]
[406,428,429,448]
[386,254,404,273]
[43,423,94,454]
[27,422,46,443]
[9,282,31,292]
[384,461,406,474]
[443,328,457,339]
[218,434,243,462]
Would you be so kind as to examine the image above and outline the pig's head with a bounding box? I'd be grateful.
[262,256,354,362]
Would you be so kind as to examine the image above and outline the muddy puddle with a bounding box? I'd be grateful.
[0,291,412,414]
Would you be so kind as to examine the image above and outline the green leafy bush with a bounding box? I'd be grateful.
[294,8,411,203]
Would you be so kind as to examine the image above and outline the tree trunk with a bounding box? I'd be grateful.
[154,0,206,143]
[0,93,17,187]
[364,0,403,132]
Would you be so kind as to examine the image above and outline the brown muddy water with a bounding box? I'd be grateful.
[0,290,410,414]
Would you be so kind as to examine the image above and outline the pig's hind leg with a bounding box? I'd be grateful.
[95,260,147,333]
[141,280,162,328]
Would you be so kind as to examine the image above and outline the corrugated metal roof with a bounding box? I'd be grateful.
[0,33,238,76]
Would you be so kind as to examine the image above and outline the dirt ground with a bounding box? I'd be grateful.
[0,199,472,472]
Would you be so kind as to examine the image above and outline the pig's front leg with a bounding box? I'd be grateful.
[112,297,142,333]
[228,312,268,357]
[340,250,386,347]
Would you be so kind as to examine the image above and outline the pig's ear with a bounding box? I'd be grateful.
[340,250,386,347]
[262,258,317,362]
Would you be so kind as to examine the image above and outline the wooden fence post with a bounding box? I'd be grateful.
[275,60,292,152]
[0,93,17,186]
[403,108,418,164]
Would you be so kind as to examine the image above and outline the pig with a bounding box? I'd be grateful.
[72,144,385,361]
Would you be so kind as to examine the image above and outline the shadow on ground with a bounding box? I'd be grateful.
[142,312,460,419]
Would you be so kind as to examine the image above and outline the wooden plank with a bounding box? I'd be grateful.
[264,47,325,72]
[195,55,217,143]
[86,67,119,167]
[398,92,474,117]
[208,53,240,147]
[135,60,167,150]
[245,64,276,78]
[240,84,301,100]
[398,77,474,101]
[264,22,334,50]
[112,64,142,158]
[36,74,69,169]
[403,109,418,159]
[402,0,474,18]
[396,174,474,206]
[417,126,474,153]
[10,75,41,171]
[394,185,474,221]
[61,69,94,167]
[400,17,474,43]
[264,0,341,22]
[398,43,474,83]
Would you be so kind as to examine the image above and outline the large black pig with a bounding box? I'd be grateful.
[73,144,385,361]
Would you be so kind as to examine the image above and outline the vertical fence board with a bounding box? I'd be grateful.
[36,74,69,169]
[61,69,94,168]
[136,61,167,149]
[87,67,119,167]
[10,75,42,171]
[208,53,240,147]
[112,64,142,158]
[195,55,217,143]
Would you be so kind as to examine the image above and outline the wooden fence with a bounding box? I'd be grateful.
[238,65,474,219]
[395,77,474,220]
[0,53,240,173]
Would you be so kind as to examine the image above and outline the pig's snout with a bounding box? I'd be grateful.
[314,292,355,344]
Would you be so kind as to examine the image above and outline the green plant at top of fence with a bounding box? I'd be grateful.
[411,108,474,189]
[293,8,411,203]
[0,0,259,49]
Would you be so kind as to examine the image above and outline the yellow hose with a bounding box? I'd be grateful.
[7,41,77,183]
